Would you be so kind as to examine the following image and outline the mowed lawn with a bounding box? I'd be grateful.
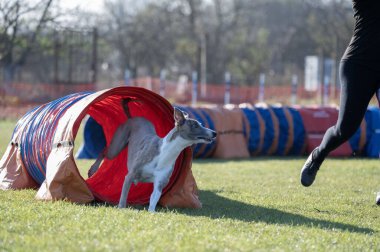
[0,120,379,251]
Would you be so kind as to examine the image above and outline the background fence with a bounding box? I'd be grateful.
[2,77,379,107]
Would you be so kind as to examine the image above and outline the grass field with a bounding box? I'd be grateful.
[0,120,379,251]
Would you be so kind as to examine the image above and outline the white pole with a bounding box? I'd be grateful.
[258,73,265,103]
[224,71,231,105]
[291,74,298,105]
[200,33,207,97]
[160,69,166,97]
[124,69,130,86]
[147,76,152,90]
[192,71,198,106]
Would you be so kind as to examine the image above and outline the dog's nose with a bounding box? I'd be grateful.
[212,131,217,138]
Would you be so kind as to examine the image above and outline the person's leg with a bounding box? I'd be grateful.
[375,76,380,204]
[301,60,379,186]
[315,60,378,160]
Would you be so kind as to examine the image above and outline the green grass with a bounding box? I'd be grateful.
[0,120,16,154]
[0,120,379,251]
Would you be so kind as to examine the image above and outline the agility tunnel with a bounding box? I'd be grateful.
[297,107,353,157]
[363,107,380,157]
[240,104,265,156]
[0,87,201,208]
[240,104,306,157]
[271,106,306,156]
[75,116,106,159]
[206,105,250,159]
[254,105,280,155]
[350,107,380,158]
[75,104,379,159]
[296,106,380,158]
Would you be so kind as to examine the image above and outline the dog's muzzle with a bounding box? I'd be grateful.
[197,131,217,143]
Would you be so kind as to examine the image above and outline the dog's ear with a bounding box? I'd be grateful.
[174,107,186,126]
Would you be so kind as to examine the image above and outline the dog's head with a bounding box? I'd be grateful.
[173,107,217,144]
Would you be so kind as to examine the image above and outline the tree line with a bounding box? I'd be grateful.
[0,0,354,87]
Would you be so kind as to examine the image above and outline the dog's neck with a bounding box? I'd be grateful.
[163,127,191,150]
[158,127,191,166]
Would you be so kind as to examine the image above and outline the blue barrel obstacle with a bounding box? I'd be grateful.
[76,116,106,159]
[350,106,380,158]
[241,105,306,157]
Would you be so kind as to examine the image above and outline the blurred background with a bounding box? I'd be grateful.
[1,0,376,117]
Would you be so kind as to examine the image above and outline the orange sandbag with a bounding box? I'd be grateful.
[205,105,249,159]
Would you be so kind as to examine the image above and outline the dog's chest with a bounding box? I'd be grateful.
[136,156,174,183]
[128,124,187,184]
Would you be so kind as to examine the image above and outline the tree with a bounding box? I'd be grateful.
[1,0,355,87]
[93,0,355,85]
[0,0,54,85]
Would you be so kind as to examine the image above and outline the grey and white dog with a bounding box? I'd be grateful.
[88,98,216,212]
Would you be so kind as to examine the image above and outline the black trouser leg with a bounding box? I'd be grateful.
[314,60,380,161]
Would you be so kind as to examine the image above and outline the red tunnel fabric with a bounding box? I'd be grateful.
[82,87,191,205]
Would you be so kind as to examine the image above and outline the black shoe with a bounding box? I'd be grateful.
[300,149,323,187]
[376,192,380,206]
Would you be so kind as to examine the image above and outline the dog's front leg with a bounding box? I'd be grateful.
[118,172,134,208]
[148,187,162,213]
[148,177,169,212]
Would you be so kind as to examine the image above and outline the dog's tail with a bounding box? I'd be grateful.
[121,98,135,119]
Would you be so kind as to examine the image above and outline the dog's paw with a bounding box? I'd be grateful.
[148,207,156,213]
[118,203,126,209]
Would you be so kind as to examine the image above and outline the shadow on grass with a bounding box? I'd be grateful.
[193,157,306,164]
[180,190,374,234]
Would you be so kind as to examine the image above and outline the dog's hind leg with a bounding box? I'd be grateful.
[89,121,131,178]
[118,172,135,208]
[88,149,106,177]
[107,123,131,159]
